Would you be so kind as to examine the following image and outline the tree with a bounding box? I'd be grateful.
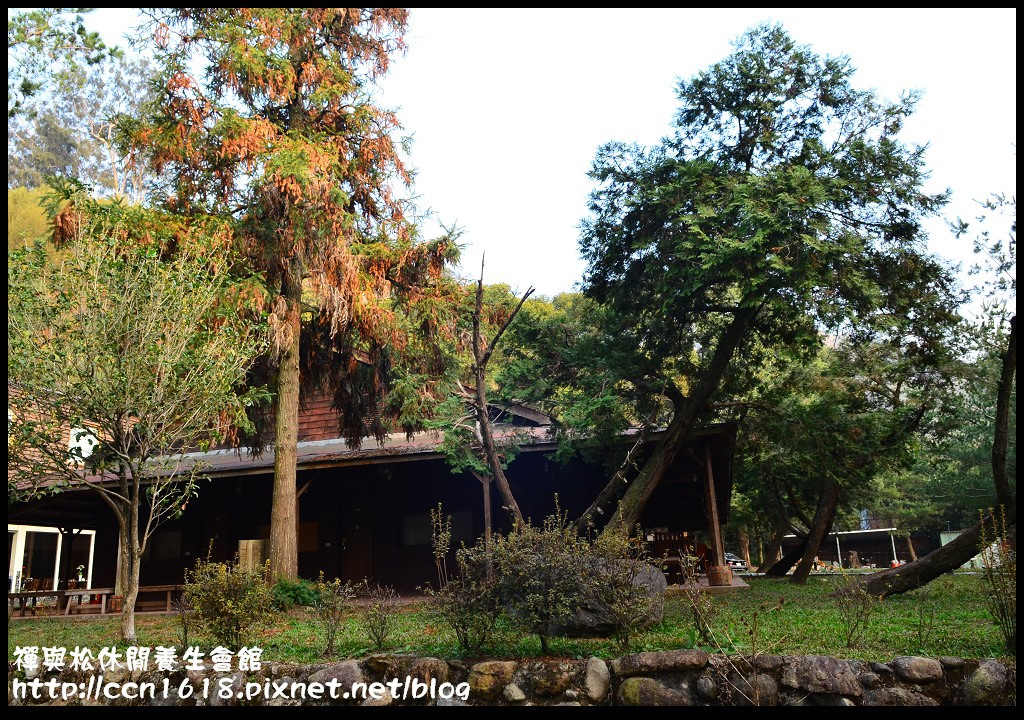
[7,8,119,118]
[134,9,458,580]
[857,196,1015,596]
[566,23,957,543]
[8,193,266,642]
[8,54,157,200]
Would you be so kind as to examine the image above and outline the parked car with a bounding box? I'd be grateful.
[724,552,748,571]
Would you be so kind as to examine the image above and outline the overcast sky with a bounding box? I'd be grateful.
[90,8,1016,309]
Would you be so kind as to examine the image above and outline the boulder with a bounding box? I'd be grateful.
[892,656,943,683]
[585,657,610,703]
[533,662,573,696]
[503,684,526,702]
[863,687,938,706]
[729,672,779,706]
[308,660,364,689]
[962,660,1011,706]
[468,661,517,700]
[610,649,708,677]
[783,655,862,698]
[618,677,693,706]
[409,657,449,686]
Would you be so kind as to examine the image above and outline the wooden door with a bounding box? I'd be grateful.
[340,504,373,584]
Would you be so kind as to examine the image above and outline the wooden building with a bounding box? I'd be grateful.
[9,401,737,593]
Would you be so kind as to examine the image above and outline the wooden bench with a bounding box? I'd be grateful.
[8,590,64,617]
[64,587,115,615]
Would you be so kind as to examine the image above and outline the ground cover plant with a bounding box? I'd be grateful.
[10,573,1008,664]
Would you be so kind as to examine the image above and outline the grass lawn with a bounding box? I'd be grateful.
[8,573,1010,664]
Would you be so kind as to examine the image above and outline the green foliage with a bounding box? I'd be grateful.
[356,581,401,651]
[271,578,321,611]
[425,541,501,653]
[7,187,50,251]
[184,554,274,650]
[590,530,661,651]
[979,506,1016,652]
[490,507,591,654]
[8,189,266,640]
[312,574,355,658]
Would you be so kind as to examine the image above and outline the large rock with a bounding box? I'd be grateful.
[550,559,667,637]
[532,662,573,696]
[618,677,693,706]
[409,657,449,686]
[468,661,517,700]
[610,649,708,677]
[585,657,610,703]
[962,660,1011,706]
[308,660,364,689]
[863,687,938,706]
[780,655,862,698]
[892,656,943,683]
[729,672,779,706]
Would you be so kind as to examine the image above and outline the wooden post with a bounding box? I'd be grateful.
[704,445,730,586]
[703,445,725,566]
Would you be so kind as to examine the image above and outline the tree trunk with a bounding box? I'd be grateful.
[602,307,758,537]
[269,258,302,581]
[905,535,918,562]
[757,518,789,572]
[474,377,525,527]
[791,477,840,584]
[739,529,751,569]
[764,540,805,576]
[120,501,142,643]
[859,507,1015,597]
[857,315,1017,596]
[992,315,1016,509]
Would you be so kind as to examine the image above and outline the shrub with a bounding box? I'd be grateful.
[271,577,320,611]
[313,574,354,658]
[184,553,274,649]
[591,530,660,651]
[356,581,400,651]
[425,540,500,653]
[979,506,1016,652]
[172,595,196,651]
[491,507,590,654]
[678,551,717,645]
[832,567,876,648]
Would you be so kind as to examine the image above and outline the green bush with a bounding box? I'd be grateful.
[356,580,400,651]
[313,574,354,658]
[184,553,274,649]
[425,540,501,653]
[271,577,321,611]
[591,530,661,651]
[491,509,590,654]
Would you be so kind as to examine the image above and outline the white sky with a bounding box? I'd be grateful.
[89,8,1016,307]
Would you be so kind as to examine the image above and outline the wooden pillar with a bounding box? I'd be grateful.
[703,444,731,586]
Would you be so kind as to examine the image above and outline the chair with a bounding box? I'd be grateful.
[652,531,692,585]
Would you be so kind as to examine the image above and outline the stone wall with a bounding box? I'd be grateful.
[8,650,1015,706]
